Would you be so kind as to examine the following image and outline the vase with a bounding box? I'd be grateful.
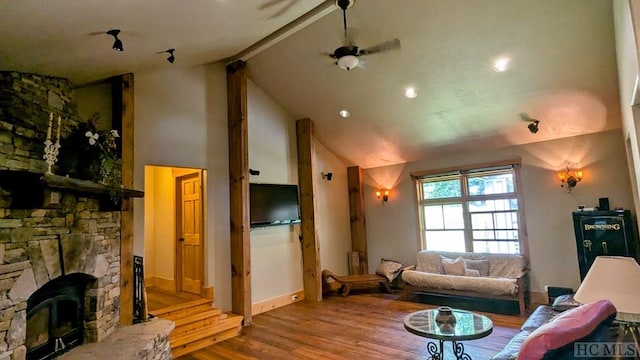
[435,306,456,325]
[99,158,114,184]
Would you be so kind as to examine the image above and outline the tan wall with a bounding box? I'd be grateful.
[146,166,175,280]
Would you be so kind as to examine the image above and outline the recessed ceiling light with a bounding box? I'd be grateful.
[493,57,511,73]
[339,109,351,118]
[404,87,418,98]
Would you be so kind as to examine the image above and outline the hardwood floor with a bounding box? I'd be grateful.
[177,292,525,360]
[146,286,203,313]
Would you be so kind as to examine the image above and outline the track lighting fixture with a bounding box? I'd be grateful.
[165,48,175,63]
[519,113,540,134]
[321,172,333,181]
[528,120,540,134]
[106,29,123,51]
[249,168,260,176]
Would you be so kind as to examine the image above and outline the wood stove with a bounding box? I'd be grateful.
[26,274,89,360]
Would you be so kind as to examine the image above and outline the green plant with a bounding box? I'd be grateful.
[59,114,123,202]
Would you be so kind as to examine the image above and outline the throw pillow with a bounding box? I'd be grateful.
[465,268,481,276]
[375,258,404,282]
[517,299,617,360]
[463,259,490,276]
[551,294,582,312]
[441,256,467,276]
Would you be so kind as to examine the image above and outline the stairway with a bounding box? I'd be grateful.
[151,298,244,358]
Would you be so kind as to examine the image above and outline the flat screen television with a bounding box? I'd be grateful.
[250,183,301,227]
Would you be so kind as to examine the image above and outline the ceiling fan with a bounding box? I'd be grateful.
[327,0,401,71]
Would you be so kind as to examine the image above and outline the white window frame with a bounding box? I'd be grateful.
[412,159,529,256]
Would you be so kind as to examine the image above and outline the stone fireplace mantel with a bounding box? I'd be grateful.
[0,171,143,210]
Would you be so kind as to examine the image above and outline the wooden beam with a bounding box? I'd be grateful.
[347,166,368,274]
[296,118,322,301]
[115,73,135,325]
[226,60,252,325]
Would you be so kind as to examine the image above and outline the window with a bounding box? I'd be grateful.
[415,163,524,254]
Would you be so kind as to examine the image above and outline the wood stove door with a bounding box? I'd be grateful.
[26,292,83,359]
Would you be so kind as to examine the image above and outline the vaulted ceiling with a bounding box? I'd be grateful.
[0,0,624,169]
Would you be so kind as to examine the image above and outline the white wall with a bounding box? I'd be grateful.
[135,64,231,309]
[247,79,303,303]
[364,130,634,293]
[315,141,351,274]
[247,80,352,304]
[614,0,640,217]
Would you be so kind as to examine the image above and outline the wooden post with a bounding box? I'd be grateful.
[349,251,360,275]
[226,60,252,325]
[114,73,135,325]
[347,166,368,274]
[296,118,322,301]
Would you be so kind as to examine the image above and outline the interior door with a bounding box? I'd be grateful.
[176,171,203,295]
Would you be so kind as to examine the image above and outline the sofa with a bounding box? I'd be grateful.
[402,250,530,315]
[492,297,617,359]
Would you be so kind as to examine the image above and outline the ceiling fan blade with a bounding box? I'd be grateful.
[259,0,287,10]
[359,38,401,56]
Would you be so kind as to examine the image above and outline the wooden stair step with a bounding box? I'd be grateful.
[151,298,213,321]
[170,314,243,358]
[170,308,223,339]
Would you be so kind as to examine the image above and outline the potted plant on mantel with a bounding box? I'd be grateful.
[58,114,123,203]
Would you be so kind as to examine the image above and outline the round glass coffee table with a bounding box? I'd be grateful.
[403,308,493,360]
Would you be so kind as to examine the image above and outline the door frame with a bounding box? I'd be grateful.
[174,168,205,295]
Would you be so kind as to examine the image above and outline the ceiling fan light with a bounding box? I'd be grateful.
[112,39,123,52]
[337,55,359,71]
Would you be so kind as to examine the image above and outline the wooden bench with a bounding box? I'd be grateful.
[322,270,391,296]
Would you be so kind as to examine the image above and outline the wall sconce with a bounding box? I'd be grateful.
[321,172,333,181]
[558,167,583,192]
[376,189,390,203]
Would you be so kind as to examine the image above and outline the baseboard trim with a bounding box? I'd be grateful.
[530,290,548,305]
[202,286,214,300]
[146,276,175,292]
[252,290,305,315]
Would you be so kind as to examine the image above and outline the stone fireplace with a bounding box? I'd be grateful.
[0,190,123,359]
[0,72,172,360]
